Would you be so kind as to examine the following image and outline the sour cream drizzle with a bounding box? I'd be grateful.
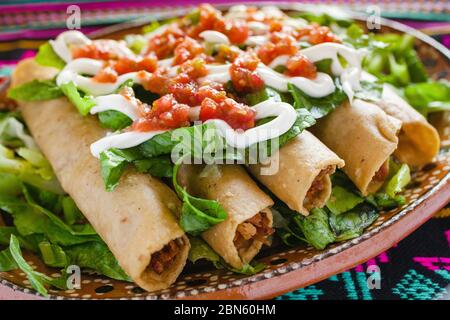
[50,31,92,63]
[89,99,297,157]
[56,58,139,96]
[90,94,140,120]
[90,131,166,158]
[200,63,336,98]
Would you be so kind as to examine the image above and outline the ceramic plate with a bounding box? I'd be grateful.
[0,3,449,300]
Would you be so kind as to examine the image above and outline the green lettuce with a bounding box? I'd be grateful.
[188,237,266,275]
[287,79,347,118]
[326,185,365,215]
[98,110,133,131]
[328,203,379,241]
[7,80,63,101]
[35,42,65,70]
[173,163,227,235]
[60,82,96,116]
[404,81,450,116]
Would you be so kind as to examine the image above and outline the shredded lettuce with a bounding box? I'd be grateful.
[328,203,379,241]
[60,82,96,116]
[98,110,133,130]
[404,81,450,116]
[188,237,266,275]
[7,79,63,102]
[35,42,66,70]
[287,79,347,118]
[8,235,67,297]
[326,185,365,215]
[173,163,227,236]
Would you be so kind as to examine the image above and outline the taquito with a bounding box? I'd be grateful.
[378,84,440,168]
[11,59,190,292]
[310,99,402,196]
[248,131,345,216]
[177,164,273,269]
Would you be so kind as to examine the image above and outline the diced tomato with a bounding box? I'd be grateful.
[214,44,241,63]
[132,94,190,131]
[145,25,186,59]
[138,70,170,95]
[199,97,255,130]
[187,4,222,38]
[230,52,264,93]
[257,32,297,65]
[296,23,341,44]
[269,20,283,32]
[178,58,208,79]
[217,20,249,44]
[168,77,199,106]
[113,54,158,75]
[92,66,118,83]
[72,44,112,60]
[173,37,204,65]
[286,53,317,79]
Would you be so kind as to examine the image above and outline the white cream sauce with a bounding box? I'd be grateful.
[89,98,297,156]
[56,58,139,96]
[90,94,140,120]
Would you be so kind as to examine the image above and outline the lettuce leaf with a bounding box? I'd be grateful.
[7,79,63,101]
[98,110,133,131]
[328,203,379,241]
[326,185,365,215]
[173,163,227,236]
[287,79,347,118]
[188,237,266,275]
[9,235,67,297]
[404,81,450,116]
[35,42,65,70]
[60,82,96,116]
[294,208,336,250]
[134,156,173,178]
[385,163,410,198]
[99,149,130,191]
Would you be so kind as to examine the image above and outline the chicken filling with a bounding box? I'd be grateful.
[303,165,335,209]
[150,238,184,274]
[234,211,274,251]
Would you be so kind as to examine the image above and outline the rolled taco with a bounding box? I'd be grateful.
[310,99,402,196]
[11,58,190,292]
[378,84,440,168]
[248,131,345,216]
[177,164,273,269]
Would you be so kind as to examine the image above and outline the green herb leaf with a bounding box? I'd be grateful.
[7,80,63,101]
[35,42,65,69]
